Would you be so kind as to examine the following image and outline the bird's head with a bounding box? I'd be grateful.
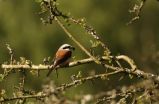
[59,44,75,51]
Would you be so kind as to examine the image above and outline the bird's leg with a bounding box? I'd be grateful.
[90,79,95,85]
[55,68,58,78]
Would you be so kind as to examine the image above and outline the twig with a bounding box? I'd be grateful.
[19,69,26,103]
[68,17,111,56]
[2,44,15,79]
[127,0,146,25]
[6,44,14,65]
[116,55,137,71]
[96,79,157,104]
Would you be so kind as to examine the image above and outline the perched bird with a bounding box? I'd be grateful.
[46,44,75,77]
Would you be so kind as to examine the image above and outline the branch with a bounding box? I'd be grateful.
[68,17,111,56]
[1,55,159,84]
[0,70,121,102]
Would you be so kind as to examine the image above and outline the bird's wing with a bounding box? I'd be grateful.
[54,50,72,67]
[46,50,72,77]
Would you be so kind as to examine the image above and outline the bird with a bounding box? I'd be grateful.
[46,44,75,77]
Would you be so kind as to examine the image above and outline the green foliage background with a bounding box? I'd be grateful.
[0,0,159,98]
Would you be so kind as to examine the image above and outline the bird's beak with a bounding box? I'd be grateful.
[71,46,75,51]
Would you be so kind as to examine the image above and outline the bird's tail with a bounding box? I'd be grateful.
[46,65,55,77]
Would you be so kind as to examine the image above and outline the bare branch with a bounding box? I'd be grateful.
[0,70,121,102]
[116,55,137,71]
[68,17,111,56]
[127,0,146,25]
[1,55,159,84]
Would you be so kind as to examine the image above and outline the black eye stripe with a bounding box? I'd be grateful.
[63,46,70,49]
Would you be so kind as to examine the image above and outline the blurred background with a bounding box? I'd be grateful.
[0,0,159,99]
